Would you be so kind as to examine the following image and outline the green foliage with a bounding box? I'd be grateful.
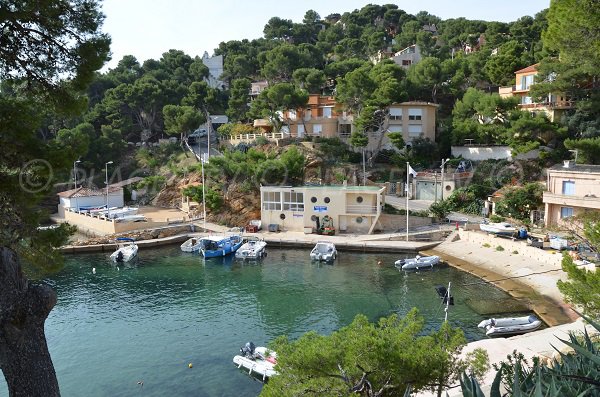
[558,253,600,319]
[482,243,491,248]
[494,183,544,221]
[162,104,203,138]
[262,310,485,396]
[249,83,308,132]
[444,186,485,215]
[182,186,223,211]
[429,200,452,220]
[135,175,166,190]
[564,137,600,165]
[495,245,504,251]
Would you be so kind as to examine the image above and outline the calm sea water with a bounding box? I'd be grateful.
[0,246,520,397]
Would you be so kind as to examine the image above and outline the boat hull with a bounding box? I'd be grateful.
[180,238,202,253]
[310,242,337,262]
[479,223,516,235]
[201,235,243,258]
[395,255,440,270]
[235,241,267,260]
[233,347,278,381]
[110,244,138,262]
[478,315,543,337]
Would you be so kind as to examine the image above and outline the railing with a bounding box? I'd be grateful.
[346,205,378,214]
[226,133,284,141]
[518,101,575,109]
[543,192,600,209]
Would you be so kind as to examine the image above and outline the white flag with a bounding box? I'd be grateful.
[408,164,417,177]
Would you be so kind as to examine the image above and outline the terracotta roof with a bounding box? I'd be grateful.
[515,63,539,74]
[57,186,122,198]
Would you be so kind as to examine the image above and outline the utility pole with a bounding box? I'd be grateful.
[434,172,438,203]
[406,162,409,242]
[440,158,449,201]
[105,161,113,218]
[201,153,207,231]
[362,147,366,186]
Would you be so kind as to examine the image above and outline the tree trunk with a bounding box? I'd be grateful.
[0,247,60,397]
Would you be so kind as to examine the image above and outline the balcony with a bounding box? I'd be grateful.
[543,192,600,210]
[519,101,575,110]
[345,204,378,214]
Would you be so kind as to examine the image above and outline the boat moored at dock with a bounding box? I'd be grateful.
[235,238,267,260]
[199,234,243,258]
[395,255,440,270]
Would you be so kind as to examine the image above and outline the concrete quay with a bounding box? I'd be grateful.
[423,229,578,326]
[59,222,442,254]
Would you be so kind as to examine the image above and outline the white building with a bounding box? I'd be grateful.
[57,186,124,216]
[201,51,226,89]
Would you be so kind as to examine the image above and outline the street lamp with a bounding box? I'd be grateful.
[73,160,81,212]
[105,161,113,218]
[440,158,450,201]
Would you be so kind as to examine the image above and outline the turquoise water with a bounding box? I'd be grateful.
[0,247,519,397]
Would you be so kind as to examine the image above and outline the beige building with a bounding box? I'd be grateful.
[283,95,352,139]
[260,185,385,234]
[499,64,573,122]
[543,161,600,226]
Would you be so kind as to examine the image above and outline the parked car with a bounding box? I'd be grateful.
[188,128,207,143]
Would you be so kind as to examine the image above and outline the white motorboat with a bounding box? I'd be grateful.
[395,255,440,270]
[114,214,146,223]
[110,238,138,263]
[310,241,337,262]
[478,315,542,337]
[235,238,267,260]
[233,342,278,381]
[180,237,203,253]
[479,222,517,235]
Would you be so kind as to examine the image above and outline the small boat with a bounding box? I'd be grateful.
[478,315,542,337]
[180,237,203,253]
[233,342,278,381]
[105,206,139,219]
[199,234,243,258]
[110,238,138,263]
[235,238,267,260]
[310,241,337,262]
[479,222,517,235]
[114,214,146,223]
[395,255,440,270]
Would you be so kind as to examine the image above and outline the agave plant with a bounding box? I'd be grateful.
[459,314,600,397]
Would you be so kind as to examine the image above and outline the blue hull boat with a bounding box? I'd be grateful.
[200,235,243,258]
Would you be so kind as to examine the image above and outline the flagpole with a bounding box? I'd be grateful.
[406,162,409,242]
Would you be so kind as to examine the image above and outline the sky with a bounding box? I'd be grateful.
[100,0,550,70]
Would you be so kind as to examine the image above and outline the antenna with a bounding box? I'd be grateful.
[444,282,451,322]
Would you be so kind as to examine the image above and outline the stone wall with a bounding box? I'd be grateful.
[374,213,432,232]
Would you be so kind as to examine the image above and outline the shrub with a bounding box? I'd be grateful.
[483,243,491,248]
[496,245,504,251]
[512,250,519,255]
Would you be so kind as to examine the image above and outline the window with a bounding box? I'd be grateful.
[389,108,402,121]
[521,96,533,105]
[560,207,574,219]
[402,59,411,66]
[312,124,322,135]
[297,124,305,138]
[356,217,363,224]
[304,110,312,121]
[356,196,363,203]
[388,125,403,133]
[288,110,297,120]
[322,107,333,118]
[562,181,575,195]
[262,191,281,211]
[324,197,330,203]
[408,108,422,121]
[408,125,422,137]
[311,196,317,203]
[283,192,304,211]
[520,74,534,90]
[339,124,351,137]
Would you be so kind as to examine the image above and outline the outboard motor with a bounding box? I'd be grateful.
[240,342,256,359]
[116,251,124,263]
